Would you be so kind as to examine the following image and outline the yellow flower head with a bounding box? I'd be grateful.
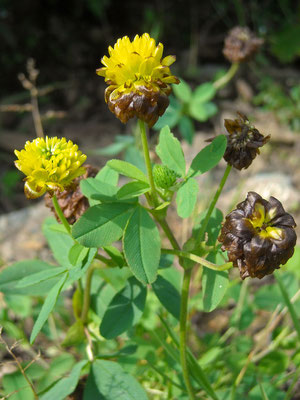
[14,136,87,199]
[97,33,179,127]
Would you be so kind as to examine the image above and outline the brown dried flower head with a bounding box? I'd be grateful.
[219,192,297,279]
[97,33,179,127]
[45,165,98,225]
[223,26,264,63]
[224,112,270,170]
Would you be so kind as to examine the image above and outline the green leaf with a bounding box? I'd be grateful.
[248,382,285,400]
[92,141,130,156]
[124,146,146,174]
[284,245,300,279]
[200,252,229,312]
[0,260,61,296]
[80,178,118,202]
[84,360,148,400]
[68,243,89,266]
[95,165,119,185]
[3,371,34,400]
[72,202,135,248]
[172,78,192,103]
[193,208,223,245]
[17,267,67,288]
[61,320,85,347]
[95,344,138,359]
[192,82,216,103]
[5,295,32,318]
[30,273,68,343]
[258,351,289,375]
[189,101,218,122]
[271,24,300,62]
[159,253,174,269]
[123,207,160,284]
[176,178,199,218]
[100,276,147,339]
[153,96,182,130]
[188,135,227,177]
[254,272,298,311]
[116,181,150,200]
[103,246,126,268]
[107,159,148,183]
[43,218,76,267]
[40,360,88,400]
[156,125,186,177]
[178,115,195,144]
[67,248,97,285]
[152,275,180,319]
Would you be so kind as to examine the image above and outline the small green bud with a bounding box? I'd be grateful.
[153,164,179,189]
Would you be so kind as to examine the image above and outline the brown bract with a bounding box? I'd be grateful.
[219,192,297,279]
[105,83,171,128]
[224,112,270,170]
[223,26,264,63]
[45,165,98,225]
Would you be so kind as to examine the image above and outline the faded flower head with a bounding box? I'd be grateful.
[45,164,98,224]
[219,192,297,279]
[224,112,270,170]
[153,164,179,189]
[223,26,264,63]
[97,33,179,127]
[15,136,87,199]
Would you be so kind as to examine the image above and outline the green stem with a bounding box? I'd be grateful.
[95,253,117,267]
[162,248,232,271]
[52,194,71,234]
[159,219,181,250]
[197,164,232,244]
[139,119,159,207]
[81,264,98,324]
[180,268,196,400]
[213,63,239,90]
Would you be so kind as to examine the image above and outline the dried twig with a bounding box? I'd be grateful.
[0,328,38,400]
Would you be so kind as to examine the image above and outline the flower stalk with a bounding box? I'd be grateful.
[52,194,71,234]
[162,248,232,271]
[139,119,159,207]
[213,63,239,90]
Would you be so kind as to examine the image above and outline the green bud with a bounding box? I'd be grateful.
[153,164,179,189]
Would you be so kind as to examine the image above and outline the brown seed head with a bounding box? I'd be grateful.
[45,165,98,225]
[223,112,270,170]
[219,192,297,279]
[223,26,264,63]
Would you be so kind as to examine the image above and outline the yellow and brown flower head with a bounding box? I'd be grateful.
[97,33,179,127]
[45,164,98,224]
[223,26,264,63]
[219,192,297,279]
[15,136,87,199]
[223,112,270,170]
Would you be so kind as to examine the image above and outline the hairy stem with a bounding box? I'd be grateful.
[180,268,196,399]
